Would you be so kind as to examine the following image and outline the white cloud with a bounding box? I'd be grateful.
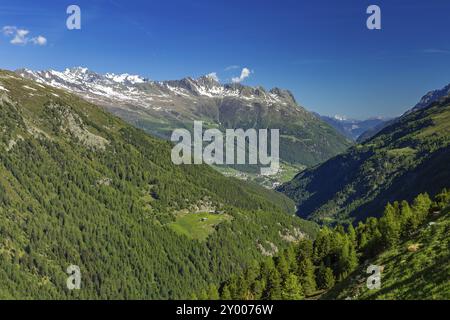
[2,26,29,45]
[31,35,47,46]
[2,26,47,46]
[206,72,219,82]
[2,26,16,36]
[12,29,30,44]
[231,67,251,83]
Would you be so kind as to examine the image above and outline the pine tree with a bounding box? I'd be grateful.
[220,285,232,300]
[198,289,208,300]
[313,227,333,264]
[225,275,240,299]
[260,258,276,281]
[400,200,414,237]
[296,239,314,260]
[251,279,265,300]
[275,253,290,280]
[297,258,316,296]
[348,239,358,271]
[281,274,304,300]
[412,193,432,228]
[317,266,335,290]
[435,189,450,209]
[367,228,383,257]
[189,293,198,300]
[284,246,297,272]
[266,268,282,300]
[379,203,401,248]
[347,224,357,247]
[207,284,219,300]
[245,260,261,284]
[357,222,369,251]
[337,236,358,279]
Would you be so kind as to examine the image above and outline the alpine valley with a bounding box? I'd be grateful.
[0,69,318,299]
[0,68,449,300]
[17,67,352,188]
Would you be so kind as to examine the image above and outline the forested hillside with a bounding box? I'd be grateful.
[326,202,450,300]
[207,190,449,300]
[279,92,450,225]
[0,70,318,299]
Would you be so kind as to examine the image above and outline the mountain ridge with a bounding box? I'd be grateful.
[278,88,450,225]
[17,67,352,187]
[17,67,299,109]
[357,82,450,142]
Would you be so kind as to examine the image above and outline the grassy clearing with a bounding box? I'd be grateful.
[387,147,416,157]
[416,105,450,139]
[168,212,231,241]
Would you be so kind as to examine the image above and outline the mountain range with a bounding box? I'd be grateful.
[317,114,389,141]
[17,67,352,187]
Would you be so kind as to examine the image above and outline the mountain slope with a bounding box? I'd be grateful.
[278,90,450,225]
[199,189,450,300]
[325,204,450,300]
[17,68,352,186]
[358,83,450,142]
[411,83,450,113]
[0,70,318,299]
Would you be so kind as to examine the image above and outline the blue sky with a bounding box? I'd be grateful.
[1,0,449,119]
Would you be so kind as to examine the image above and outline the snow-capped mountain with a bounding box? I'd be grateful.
[333,114,347,121]
[17,67,294,110]
[16,67,352,184]
[316,113,389,140]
